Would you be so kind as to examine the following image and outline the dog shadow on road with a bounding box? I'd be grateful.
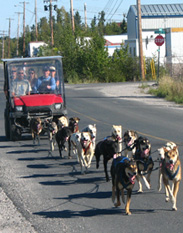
[33,207,155,219]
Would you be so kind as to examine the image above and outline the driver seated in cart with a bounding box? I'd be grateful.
[33,65,56,93]
[11,67,31,97]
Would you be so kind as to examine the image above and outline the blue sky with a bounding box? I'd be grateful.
[0,0,183,38]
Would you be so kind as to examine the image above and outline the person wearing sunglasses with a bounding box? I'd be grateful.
[4,66,18,97]
[11,67,31,97]
[28,68,37,90]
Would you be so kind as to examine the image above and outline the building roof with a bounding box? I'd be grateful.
[130,4,183,17]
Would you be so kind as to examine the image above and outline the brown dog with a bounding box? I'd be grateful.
[157,141,177,191]
[111,156,137,215]
[161,145,181,210]
[46,120,58,155]
[30,117,43,145]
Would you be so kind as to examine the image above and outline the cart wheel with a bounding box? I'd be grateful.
[9,122,21,141]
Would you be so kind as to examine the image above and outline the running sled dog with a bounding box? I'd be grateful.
[159,143,181,211]
[111,156,137,215]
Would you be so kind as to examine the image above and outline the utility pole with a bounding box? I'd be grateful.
[84,3,87,29]
[70,0,75,32]
[15,12,22,56]
[50,0,54,46]
[137,0,145,80]
[19,1,29,56]
[0,31,7,59]
[43,0,57,46]
[35,0,38,40]
[6,18,14,58]
[23,1,26,55]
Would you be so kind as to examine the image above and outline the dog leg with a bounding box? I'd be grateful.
[114,188,121,207]
[103,159,109,182]
[78,150,88,174]
[112,185,116,203]
[167,184,175,205]
[125,189,132,215]
[164,181,174,204]
[37,135,40,146]
[172,181,180,211]
[51,140,54,151]
[87,152,94,169]
[49,132,54,151]
[165,186,170,202]
[143,175,151,190]
[121,189,125,204]
[58,144,63,158]
[136,175,143,192]
[158,168,162,191]
[163,177,170,202]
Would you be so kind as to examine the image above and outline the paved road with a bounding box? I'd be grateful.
[1,67,183,233]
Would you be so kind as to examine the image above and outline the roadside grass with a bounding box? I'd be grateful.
[148,76,183,104]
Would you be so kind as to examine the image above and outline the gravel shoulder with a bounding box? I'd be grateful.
[98,81,182,108]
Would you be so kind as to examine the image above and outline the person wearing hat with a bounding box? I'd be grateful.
[33,65,56,93]
[49,66,59,91]
[11,67,31,97]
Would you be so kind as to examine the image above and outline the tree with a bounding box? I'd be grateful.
[120,15,127,33]
[38,17,50,43]
[91,16,97,32]
[105,22,121,35]
[75,11,82,28]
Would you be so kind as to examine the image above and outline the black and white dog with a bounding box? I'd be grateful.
[56,117,80,157]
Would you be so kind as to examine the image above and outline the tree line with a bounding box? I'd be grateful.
[1,7,162,83]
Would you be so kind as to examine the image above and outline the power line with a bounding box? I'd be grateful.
[109,0,124,21]
[105,0,120,20]
[103,0,115,13]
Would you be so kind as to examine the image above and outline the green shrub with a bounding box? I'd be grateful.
[149,76,183,104]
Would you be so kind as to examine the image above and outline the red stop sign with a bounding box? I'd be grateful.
[155,35,164,46]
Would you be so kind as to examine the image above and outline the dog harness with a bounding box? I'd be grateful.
[165,165,180,180]
[113,157,135,189]
[137,158,153,172]
[81,140,92,155]
[113,157,129,168]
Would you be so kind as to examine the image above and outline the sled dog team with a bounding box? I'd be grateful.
[30,116,181,215]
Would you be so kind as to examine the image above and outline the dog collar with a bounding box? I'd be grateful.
[165,165,180,180]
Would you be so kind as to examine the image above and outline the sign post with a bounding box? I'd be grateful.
[154,35,165,81]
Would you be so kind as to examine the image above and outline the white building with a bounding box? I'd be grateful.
[104,35,127,56]
[166,28,183,64]
[125,4,183,66]
[82,35,127,56]
[28,41,48,57]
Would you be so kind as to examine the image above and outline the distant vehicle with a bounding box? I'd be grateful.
[3,56,67,141]
[28,41,48,57]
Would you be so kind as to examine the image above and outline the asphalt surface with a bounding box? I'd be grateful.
[0,80,182,233]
